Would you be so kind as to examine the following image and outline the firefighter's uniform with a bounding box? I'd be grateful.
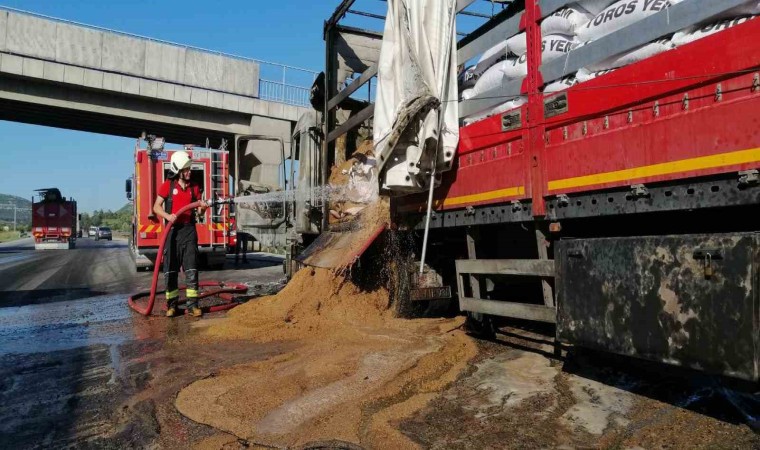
[157,179,201,311]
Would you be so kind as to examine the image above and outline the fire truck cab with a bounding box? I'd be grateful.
[126,136,233,271]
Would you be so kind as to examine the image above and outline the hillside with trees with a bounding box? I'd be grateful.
[0,193,132,233]
[0,193,32,230]
[80,204,132,232]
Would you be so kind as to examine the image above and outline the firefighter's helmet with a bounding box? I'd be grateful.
[169,151,192,177]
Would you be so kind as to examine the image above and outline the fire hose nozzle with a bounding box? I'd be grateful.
[207,197,234,217]
[207,197,234,207]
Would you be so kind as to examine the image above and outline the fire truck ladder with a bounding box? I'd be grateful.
[209,139,228,249]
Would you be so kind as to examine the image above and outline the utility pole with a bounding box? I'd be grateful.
[0,203,29,233]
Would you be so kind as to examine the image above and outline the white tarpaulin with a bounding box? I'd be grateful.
[373,0,459,193]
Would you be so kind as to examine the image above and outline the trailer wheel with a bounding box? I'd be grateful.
[464,312,497,340]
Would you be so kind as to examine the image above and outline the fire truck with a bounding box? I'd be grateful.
[126,135,233,271]
[260,0,760,383]
[32,188,79,250]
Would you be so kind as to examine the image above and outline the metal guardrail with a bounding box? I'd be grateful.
[258,68,316,108]
[0,5,319,108]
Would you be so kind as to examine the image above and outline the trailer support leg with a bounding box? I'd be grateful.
[465,226,483,299]
[535,225,555,308]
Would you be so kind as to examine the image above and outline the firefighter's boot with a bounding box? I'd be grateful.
[186,285,202,317]
[166,290,180,318]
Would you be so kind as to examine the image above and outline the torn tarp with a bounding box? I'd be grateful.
[373,0,459,193]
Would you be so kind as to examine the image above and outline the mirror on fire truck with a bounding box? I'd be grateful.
[125,178,133,201]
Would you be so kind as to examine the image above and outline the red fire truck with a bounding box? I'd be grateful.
[126,136,233,271]
[32,188,79,250]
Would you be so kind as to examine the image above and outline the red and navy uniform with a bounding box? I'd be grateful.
[157,180,201,224]
[157,179,202,309]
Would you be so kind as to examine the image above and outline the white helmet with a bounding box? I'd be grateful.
[169,150,192,177]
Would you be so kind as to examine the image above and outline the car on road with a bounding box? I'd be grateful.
[95,226,112,241]
[88,226,98,238]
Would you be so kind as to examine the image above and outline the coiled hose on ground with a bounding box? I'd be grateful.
[128,200,248,316]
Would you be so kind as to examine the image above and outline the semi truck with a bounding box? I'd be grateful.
[260,0,760,383]
[31,188,78,250]
[126,135,233,271]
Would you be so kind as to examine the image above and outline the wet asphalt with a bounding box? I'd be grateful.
[0,237,286,449]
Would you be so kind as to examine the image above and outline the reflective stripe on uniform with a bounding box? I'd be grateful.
[186,288,199,298]
[166,289,179,300]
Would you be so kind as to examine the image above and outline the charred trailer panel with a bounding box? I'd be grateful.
[556,233,759,382]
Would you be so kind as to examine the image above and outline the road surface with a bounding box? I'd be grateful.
[0,237,287,448]
[0,237,138,308]
[0,237,757,449]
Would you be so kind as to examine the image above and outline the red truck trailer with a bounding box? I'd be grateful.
[311,0,760,382]
[32,188,78,250]
[126,136,233,271]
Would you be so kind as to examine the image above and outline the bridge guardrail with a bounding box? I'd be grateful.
[0,6,319,108]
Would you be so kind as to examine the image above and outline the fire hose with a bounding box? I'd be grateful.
[128,198,248,316]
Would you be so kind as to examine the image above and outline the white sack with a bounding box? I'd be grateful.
[373,0,459,190]
[472,61,507,97]
[461,88,476,100]
[586,37,673,71]
[577,0,683,43]
[673,15,756,46]
[577,0,618,15]
[506,32,527,56]
[543,34,579,62]
[475,40,508,75]
[463,97,526,125]
[458,65,479,91]
[542,5,594,36]
[545,76,579,93]
[506,33,578,59]
[491,96,527,115]
[576,67,617,82]
[503,56,528,79]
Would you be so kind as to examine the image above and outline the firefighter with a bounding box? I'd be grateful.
[235,231,252,264]
[153,150,209,317]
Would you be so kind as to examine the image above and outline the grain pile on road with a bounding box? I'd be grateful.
[177,266,475,449]
[176,166,477,448]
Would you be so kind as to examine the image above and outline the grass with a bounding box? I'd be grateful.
[0,230,23,243]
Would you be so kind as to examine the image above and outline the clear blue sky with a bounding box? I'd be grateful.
[0,0,492,213]
[0,0,373,212]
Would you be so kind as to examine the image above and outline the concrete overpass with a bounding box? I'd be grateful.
[0,7,316,146]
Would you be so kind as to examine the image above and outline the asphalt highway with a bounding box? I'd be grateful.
[0,236,286,448]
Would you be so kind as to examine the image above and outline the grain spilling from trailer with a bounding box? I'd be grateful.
[304,0,760,382]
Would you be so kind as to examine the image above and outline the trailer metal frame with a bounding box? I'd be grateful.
[384,0,760,381]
